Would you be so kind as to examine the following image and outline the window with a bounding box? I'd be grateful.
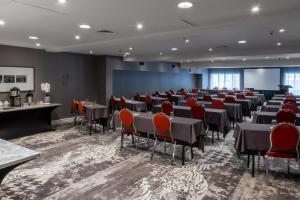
[210,73,240,90]
[284,72,300,95]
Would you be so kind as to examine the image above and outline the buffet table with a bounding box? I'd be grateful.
[0,103,61,140]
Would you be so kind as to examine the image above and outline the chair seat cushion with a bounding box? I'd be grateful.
[266,151,298,158]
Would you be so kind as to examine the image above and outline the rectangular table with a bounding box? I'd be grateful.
[272,97,300,101]
[252,111,300,125]
[158,93,185,104]
[0,139,40,186]
[261,104,300,113]
[152,105,230,134]
[139,95,168,105]
[115,98,147,111]
[267,100,300,106]
[113,111,205,164]
[179,100,243,122]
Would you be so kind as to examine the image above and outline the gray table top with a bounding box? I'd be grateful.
[0,103,61,114]
[0,139,40,170]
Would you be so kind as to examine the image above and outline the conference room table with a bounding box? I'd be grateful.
[113,111,205,165]
[197,91,208,97]
[274,94,300,98]
[152,104,230,134]
[233,123,300,177]
[197,97,252,117]
[267,100,300,106]
[261,104,300,113]
[139,95,168,105]
[158,93,185,104]
[115,98,147,111]
[179,100,243,123]
[210,94,258,106]
[272,96,300,101]
[252,111,300,125]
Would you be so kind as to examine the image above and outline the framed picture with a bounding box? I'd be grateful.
[0,67,34,92]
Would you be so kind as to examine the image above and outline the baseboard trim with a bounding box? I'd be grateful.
[52,117,75,125]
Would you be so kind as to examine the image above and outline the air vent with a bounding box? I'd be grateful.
[97,29,114,34]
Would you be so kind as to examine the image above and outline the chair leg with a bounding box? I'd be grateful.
[151,139,158,160]
[164,140,167,153]
[265,156,269,177]
[247,153,250,168]
[191,146,194,159]
[131,134,135,144]
[182,145,185,165]
[252,154,255,177]
[212,131,214,143]
[171,141,177,165]
[147,132,150,149]
[287,159,290,174]
[217,132,220,141]
[121,132,124,149]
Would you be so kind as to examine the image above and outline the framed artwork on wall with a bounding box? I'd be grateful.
[0,67,35,92]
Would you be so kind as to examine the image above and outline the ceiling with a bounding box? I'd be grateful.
[1,0,300,67]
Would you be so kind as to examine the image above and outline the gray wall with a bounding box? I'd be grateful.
[0,45,99,119]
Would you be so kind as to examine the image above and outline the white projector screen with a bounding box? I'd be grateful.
[244,68,280,90]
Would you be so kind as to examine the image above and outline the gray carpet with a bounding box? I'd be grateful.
[0,123,299,200]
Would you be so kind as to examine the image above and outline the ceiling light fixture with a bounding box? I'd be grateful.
[277,42,282,46]
[185,39,190,43]
[29,36,39,40]
[75,35,80,40]
[279,28,286,33]
[160,52,163,55]
[211,60,214,63]
[286,57,290,60]
[89,50,93,54]
[251,5,260,13]
[178,1,194,9]
[58,0,66,4]
[137,23,143,30]
[36,43,40,47]
[265,57,270,59]
[129,47,133,51]
[79,24,91,29]
[171,47,178,51]
[238,40,247,44]
[243,58,247,61]
[124,52,131,56]
[209,48,213,52]
[0,20,5,26]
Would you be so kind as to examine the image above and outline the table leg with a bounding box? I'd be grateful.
[247,153,250,168]
[0,162,27,186]
[252,153,255,177]
[182,145,185,165]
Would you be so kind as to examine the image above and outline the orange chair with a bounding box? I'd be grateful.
[71,98,78,125]
[245,92,254,96]
[265,123,299,176]
[282,102,298,113]
[77,101,88,132]
[120,97,127,109]
[151,113,177,164]
[217,93,226,98]
[119,108,141,149]
[191,104,207,130]
[224,96,235,103]
[146,95,153,111]
[212,100,225,109]
[236,93,246,99]
[203,95,213,102]
[161,101,173,116]
[276,110,297,124]
[186,98,197,107]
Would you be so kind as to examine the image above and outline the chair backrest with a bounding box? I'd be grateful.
[119,108,135,132]
[180,90,187,96]
[71,98,77,113]
[169,90,175,95]
[236,93,246,99]
[286,95,296,100]
[153,113,173,142]
[166,92,172,101]
[146,95,153,105]
[161,101,173,116]
[224,96,235,103]
[192,88,199,93]
[212,100,225,109]
[284,98,296,104]
[227,91,235,95]
[186,98,197,107]
[191,104,206,120]
[269,123,299,155]
[282,102,298,113]
[133,93,141,101]
[120,97,127,109]
[245,92,254,96]
[217,93,226,98]
[77,101,85,115]
[155,91,160,96]
[276,110,297,124]
[203,95,213,102]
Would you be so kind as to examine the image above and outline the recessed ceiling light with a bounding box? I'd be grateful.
[0,20,5,26]
[129,47,133,51]
[89,50,93,54]
[36,43,40,47]
[277,42,282,46]
[279,28,286,33]
[211,60,214,63]
[209,48,213,52]
[251,5,260,13]
[29,36,39,40]
[171,47,178,51]
[75,35,80,40]
[124,52,130,56]
[286,57,290,60]
[58,0,66,4]
[79,24,91,29]
[178,1,193,9]
[243,58,247,61]
[137,23,143,30]
[185,39,190,43]
[238,40,247,44]
[265,56,270,59]
[160,52,163,55]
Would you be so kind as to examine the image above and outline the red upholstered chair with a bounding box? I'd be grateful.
[166,91,173,102]
[133,93,141,101]
[224,96,236,103]
[110,96,117,112]
[227,91,235,95]
[192,88,199,93]
[276,110,297,124]
[155,91,160,96]
[146,95,153,111]
[151,113,177,164]
[120,97,127,109]
[265,123,299,176]
[212,100,225,109]
[161,101,173,116]
[169,90,175,95]
[282,103,298,113]
[236,93,246,99]
[284,98,296,104]
[119,108,142,149]
[217,93,226,98]
[71,98,79,126]
[191,104,207,130]
[77,101,88,132]
[286,95,296,100]
[245,92,254,96]
[180,90,187,96]
[186,98,197,107]
[203,95,213,102]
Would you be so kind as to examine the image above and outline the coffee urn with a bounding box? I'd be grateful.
[10,87,21,107]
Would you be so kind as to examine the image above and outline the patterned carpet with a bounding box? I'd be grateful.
[0,123,299,200]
